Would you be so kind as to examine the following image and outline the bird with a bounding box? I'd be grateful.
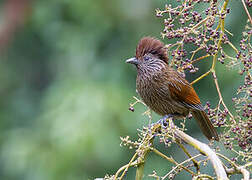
[126,37,219,141]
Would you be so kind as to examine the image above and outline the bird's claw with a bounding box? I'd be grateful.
[158,115,173,128]
[151,115,173,130]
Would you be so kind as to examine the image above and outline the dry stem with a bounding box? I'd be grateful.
[241,0,252,25]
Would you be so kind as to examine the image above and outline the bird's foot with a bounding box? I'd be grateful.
[148,115,174,136]
[157,115,174,128]
[150,115,174,129]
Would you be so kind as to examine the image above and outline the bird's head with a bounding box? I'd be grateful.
[126,37,168,73]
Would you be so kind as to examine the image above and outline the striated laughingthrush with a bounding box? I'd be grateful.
[126,37,219,141]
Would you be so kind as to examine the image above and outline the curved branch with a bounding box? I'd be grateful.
[167,119,228,180]
[217,153,251,180]
[152,147,197,177]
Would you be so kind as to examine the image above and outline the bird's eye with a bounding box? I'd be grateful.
[144,56,150,61]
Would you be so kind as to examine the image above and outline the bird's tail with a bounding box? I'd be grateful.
[191,110,219,141]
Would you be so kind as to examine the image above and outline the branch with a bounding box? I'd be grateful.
[176,140,200,172]
[217,153,251,180]
[114,152,138,179]
[241,0,252,25]
[114,159,138,179]
[225,166,250,180]
[152,147,197,177]
[190,70,211,85]
[212,71,235,121]
[167,118,228,180]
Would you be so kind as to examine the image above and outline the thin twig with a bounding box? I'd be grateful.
[191,54,210,64]
[217,153,251,180]
[152,147,198,178]
[119,152,138,180]
[241,0,252,25]
[212,0,229,70]
[190,70,211,85]
[176,140,200,172]
[212,71,235,122]
[114,153,138,179]
[190,47,203,61]
[225,166,250,180]
[227,41,239,53]
[191,16,211,30]
[114,160,138,179]
[216,153,238,168]
[160,153,203,180]
[135,125,157,180]
[244,161,252,168]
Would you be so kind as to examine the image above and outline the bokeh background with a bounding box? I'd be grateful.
[0,0,249,179]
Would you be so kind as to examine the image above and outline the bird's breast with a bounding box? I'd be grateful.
[136,73,166,106]
[136,72,189,116]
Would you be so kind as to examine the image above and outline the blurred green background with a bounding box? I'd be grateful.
[0,0,249,179]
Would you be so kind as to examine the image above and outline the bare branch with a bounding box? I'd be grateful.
[167,119,228,180]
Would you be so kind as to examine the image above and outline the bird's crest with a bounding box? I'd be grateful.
[136,37,168,63]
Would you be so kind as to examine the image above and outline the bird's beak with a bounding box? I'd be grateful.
[125,57,139,65]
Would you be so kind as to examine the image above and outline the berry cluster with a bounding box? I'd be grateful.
[156,1,230,74]
[157,0,251,162]
[231,74,252,152]
[205,101,228,128]
[237,25,252,75]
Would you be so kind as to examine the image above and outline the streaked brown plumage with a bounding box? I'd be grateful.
[126,37,219,141]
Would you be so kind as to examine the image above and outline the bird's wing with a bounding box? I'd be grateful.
[162,69,203,110]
